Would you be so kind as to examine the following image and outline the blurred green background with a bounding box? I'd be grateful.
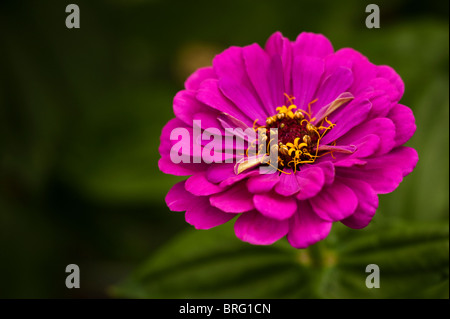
[0,0,448,298]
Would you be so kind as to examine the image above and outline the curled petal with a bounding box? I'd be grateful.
[165,181,193,212]
[234,210,289,245]
[336,146,418,194]
[186,172,225,196]
[310,179,358,221]
[210,182,255,213]
[253,191,297,220]
[388,103,417,147]
[287,201,332,249]
[186,197,236,229]
[338,177,378,229]
[184,66,216,91]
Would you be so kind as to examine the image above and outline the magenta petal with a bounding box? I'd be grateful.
[368,77,400,103]
[219,169,260,188]
[313,66,354,113]
[366,90,393,119]
[338,177,378,229]
[333,135,380,168]
[320,97,372,145]
[165,180,194,212]
[293,32,334,58]
[193,111,223,132]
[210,182,254,213]
[159,118,188,156]
[296,166,325,200]
[376,65,404,102]
[243,43,284,115]
[287,201,332,249]
[234,210,289,245]
[323,52,353,77]
[367,146,419,178]
[246,173,280,193]
[275,170,300,196]
[336,146,418,194]
[332,48,377,94]
[333,158,367,168]
[315,161,335,185]
[184,66,216,91]
[173,90,211,125]
[213,46,267,120]
[254,192,297,220]
[310,179,358,221]
[264,31,293,95]
[186,172,225,196]
[292,56,324,111]
[197,79,252,126]
[219,76,268,122]
[337,118,396,155]
[158,157,208,176]
[205,163,236,183]
[388,103,416,147]
[186,197,236,229]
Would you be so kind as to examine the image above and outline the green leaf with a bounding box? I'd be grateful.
[112,221,449,299]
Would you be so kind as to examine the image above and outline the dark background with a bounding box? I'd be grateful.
[0,0,448,298]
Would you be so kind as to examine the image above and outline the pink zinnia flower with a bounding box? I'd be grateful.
[159,31,418,248]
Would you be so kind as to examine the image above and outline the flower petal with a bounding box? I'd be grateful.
[165,180,193,212]
[186,196,236,229]
[219,169,259,188]
[253,191,297,220]
[376,65,404,102]
[197,78,252,126]
[184,66,216,91]
[368,78,400,103]
[332,134,380,167]
[320,97,372,145]
[293,32,334,58]
[366,89,393,119]
[243,43,284,115]
[337,118,396,155]
[213,46,267,120]
[234,210,289,245]
[296,166,325,200]
[310,179,358,221]
[313,66,354,113]
[205,163,236,183]
[275,169,300,196]
[388,103,416,147]
[338,177,378,229]
[246,173,280,193]
[292,55,324,111]
[332,48,377,95]
[210,182,255,213]
[173,90,210,125]
[158,157,208,176]
[316,161,335,185]
[185,171,226,196]
[159,118,187,156]
[219,76,268,122]
[287,200,332,249]
[335,146,418,194]
[264,31,293,95]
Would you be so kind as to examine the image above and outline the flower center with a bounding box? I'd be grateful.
[262,95,335,171]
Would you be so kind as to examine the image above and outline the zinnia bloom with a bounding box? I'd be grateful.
[159,31,418,248]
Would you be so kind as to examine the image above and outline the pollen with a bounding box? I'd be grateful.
[258,94,336,172]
